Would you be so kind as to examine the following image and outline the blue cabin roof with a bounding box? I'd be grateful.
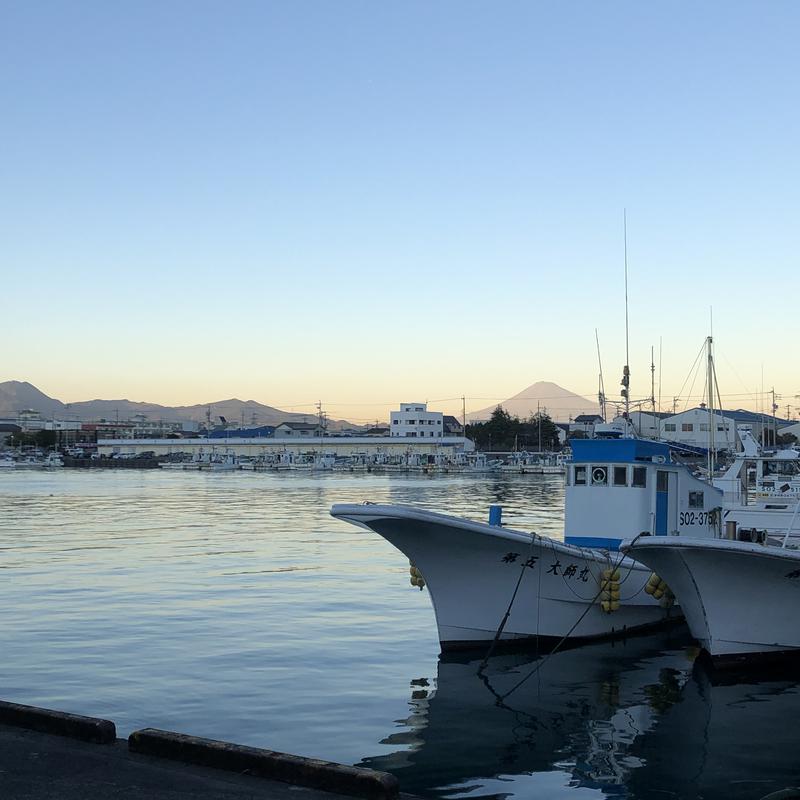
[570,438,672,464]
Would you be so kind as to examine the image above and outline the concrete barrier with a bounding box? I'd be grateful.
[128,728,399,800]
[0,700,116,744]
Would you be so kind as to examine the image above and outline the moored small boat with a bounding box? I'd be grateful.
[332,438,723,651]
[621,535,800,664]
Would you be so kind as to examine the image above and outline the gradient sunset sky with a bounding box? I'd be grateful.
[2,2,798,423]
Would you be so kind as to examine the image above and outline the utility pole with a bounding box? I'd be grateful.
[537,400,542,452]
[771,388,778,446]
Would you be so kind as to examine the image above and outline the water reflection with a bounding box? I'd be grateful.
[6,470,798,797]
[362,630,800,800]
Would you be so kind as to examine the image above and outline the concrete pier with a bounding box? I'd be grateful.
[0,700,409,800]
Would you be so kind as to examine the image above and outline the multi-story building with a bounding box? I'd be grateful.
[390,403,444,438]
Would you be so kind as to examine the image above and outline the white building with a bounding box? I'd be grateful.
[628,411,672,439]
[568,414,604,437]
[390,402,444,438]
[274,422,323,438]
[660,408,737,450]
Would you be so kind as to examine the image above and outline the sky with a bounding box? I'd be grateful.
[2,1,799,423]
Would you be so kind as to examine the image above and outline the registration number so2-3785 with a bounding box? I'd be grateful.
[679,510,713,526]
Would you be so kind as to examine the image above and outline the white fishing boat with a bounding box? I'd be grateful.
[13,455,46,469]
[332,438,723,651]
[201,452,239,471]
[621,532,800,664]
[715,431,800,539]
[500,452,564,474]
[454,452,503,473]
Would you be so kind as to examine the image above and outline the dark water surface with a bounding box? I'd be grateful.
[1,470,797,799]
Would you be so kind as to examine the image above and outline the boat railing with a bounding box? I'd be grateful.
[781,501,800,548]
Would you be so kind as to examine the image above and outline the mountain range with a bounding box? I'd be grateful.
[0,379,599,428]
[0,382,348,429]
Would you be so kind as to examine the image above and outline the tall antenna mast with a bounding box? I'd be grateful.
[650,346,656,412]
[620,210,631,435]
[595,329,607,422]
[658,337,663,438]
[649,345,656,439]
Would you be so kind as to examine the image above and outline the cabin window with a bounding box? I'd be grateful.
[591,466,608,485]
[664,423,676,432]
[574,465,587,485]
[632,467,647,488]
[682,423,693,432]
[613,466,628,486]
[689,491,704,509]
[700,423,709,432]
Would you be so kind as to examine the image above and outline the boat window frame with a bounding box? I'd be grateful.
[574,465,587,485]
[632,466,647,488]
[688,490,704,509]
[613,465,628,486]
[591,465,608,486]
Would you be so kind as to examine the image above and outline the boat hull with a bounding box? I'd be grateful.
[331,504,671,650]
[622,537,800,662]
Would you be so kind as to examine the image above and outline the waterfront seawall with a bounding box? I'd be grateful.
[0,700,406,800]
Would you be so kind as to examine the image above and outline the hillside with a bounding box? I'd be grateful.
[0,382,353,430]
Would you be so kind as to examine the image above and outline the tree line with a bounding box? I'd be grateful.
[466,406,561,451]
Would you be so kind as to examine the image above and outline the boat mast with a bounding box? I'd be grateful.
[595,329,606,423]
[707,335,715,476]
[658,337,663,439]
[621,210,631,437]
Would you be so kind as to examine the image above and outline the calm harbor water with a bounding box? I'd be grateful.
[1,469,798,799]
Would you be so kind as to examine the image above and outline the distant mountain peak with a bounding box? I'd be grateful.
[467,381,599,423]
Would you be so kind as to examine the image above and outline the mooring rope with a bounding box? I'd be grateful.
[479,533,646,700]
[477,533,538,674]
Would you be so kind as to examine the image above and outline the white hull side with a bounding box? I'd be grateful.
[724,505,800,539]
[624,538,800,659]
[331,504,670,649]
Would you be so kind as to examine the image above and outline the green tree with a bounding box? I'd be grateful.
[467,406,563,451]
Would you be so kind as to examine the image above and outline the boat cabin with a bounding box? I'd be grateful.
[564,439,723,550]
[714,450,800,506]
